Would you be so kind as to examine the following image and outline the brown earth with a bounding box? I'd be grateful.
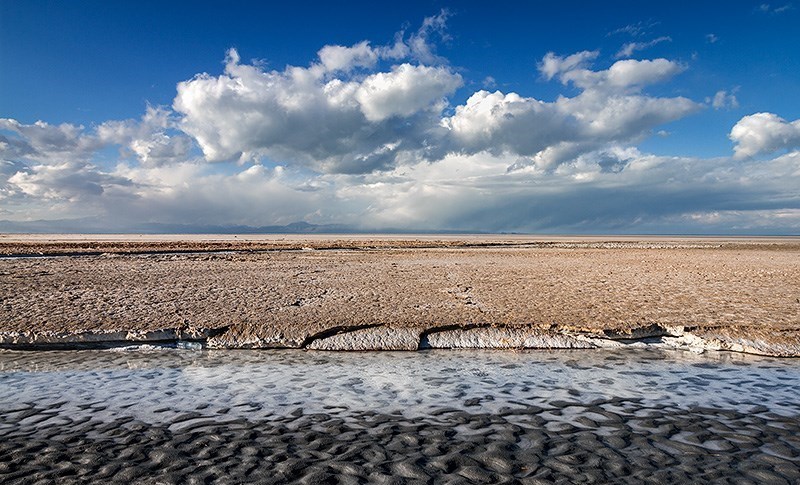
[1,235,799,355]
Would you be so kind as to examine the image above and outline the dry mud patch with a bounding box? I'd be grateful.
[1,239,799,355]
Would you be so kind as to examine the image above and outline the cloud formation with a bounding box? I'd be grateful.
[444,53,699,169]
[97,106,195,167]
[175,45,699,174]
[608,20,660,38]
[1,13,798,234]
[757,3,793,14]
[173,26,462,173]
[8,161,132,201]
[0,118,101,162]
[709,89,739,110]
[615,36,672,58]
[730,112,800,158]
[0,107,193,168]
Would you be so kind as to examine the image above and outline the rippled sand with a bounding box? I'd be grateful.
[1,349,799,483]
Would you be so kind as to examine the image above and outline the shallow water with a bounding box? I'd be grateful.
[1,349,799,483]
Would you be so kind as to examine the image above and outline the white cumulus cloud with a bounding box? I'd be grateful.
[443,53,700,169]
[317,41,379,73]
[97,106,195,166]
[355,64,462,122]
[549,57,686,92]
[539,50,599,81]
[173,49,461,173]
[730,112,800,158]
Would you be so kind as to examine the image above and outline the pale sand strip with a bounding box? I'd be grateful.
[1,236,799,355]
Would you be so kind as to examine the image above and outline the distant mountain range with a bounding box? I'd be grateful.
[0,218,484,235]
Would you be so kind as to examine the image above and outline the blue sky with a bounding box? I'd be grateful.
[1,1,799,233]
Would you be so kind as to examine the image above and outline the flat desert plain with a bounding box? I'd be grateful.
[1,234,799,356]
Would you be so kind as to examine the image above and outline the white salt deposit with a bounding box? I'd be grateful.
[1,349,798,428]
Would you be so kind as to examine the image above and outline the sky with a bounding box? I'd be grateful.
[1,0,799,234]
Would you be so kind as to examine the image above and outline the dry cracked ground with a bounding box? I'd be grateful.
[1,236,799,356]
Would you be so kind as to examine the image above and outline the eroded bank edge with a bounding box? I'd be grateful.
[0,323,797,357]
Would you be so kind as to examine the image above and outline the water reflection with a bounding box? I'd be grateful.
[1,349,798,423]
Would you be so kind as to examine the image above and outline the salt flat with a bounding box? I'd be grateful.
[1,235,799,355]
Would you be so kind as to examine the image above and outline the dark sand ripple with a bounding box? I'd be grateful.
[1,349,799,483]
[2,401,799,484]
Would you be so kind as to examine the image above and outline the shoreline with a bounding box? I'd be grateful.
[1,235,799,356]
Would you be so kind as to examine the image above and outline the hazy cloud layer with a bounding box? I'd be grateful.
[709,89,739,110]
[1,13,799,234]
[757,3,794,14]
[615,36,672,58]
[0,118,101,162]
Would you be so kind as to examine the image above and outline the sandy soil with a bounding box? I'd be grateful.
[1,236,799,355]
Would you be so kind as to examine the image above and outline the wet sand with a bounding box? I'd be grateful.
[6,403,797,484]
[1,235,799,355]
[1,349,799,484]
